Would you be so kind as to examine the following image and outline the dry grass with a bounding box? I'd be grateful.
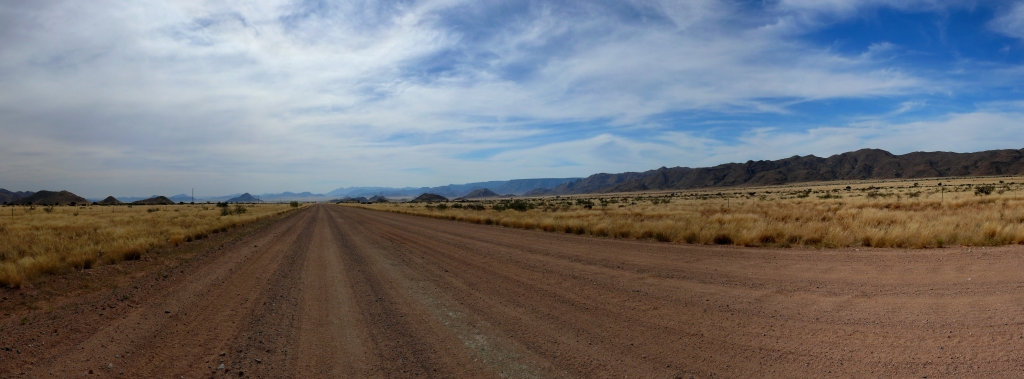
[355,176,1024,250]
[0,203,301,287]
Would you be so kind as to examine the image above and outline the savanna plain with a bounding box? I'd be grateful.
[4,178,1024,377]
[362,176,1024,248]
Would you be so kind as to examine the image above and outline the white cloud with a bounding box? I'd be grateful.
[0,0,996,196]
[990,1,1024,39]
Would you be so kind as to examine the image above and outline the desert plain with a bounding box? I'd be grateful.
[2,177,1024,377]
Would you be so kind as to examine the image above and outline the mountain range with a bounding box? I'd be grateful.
[326,178,580,199]
[526,148,1024,195]
[6,148,1024,203]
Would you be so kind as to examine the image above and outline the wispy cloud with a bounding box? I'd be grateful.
[0,0,1021,196]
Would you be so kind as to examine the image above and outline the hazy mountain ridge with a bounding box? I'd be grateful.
[327,178,580,199]
[529,148,1024,195]
[0,189,35,204]
[8,148,1024,202]
[11,190,90,205]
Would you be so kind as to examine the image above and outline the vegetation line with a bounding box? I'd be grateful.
[0,202,305,287]
[352,177,1024,251]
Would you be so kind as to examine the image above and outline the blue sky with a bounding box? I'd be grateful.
[3,0,1024,197]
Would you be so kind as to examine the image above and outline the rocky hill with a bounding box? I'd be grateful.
[11,190,90,205]
[132,196,175,205]
[411,193,449,202]
[458,188,499,199]
[95,196,124,205]
[226,193,257,203]
[528,148,1024,195]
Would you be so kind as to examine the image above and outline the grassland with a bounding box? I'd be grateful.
[0,203,300,287]
[355,176,1024,250]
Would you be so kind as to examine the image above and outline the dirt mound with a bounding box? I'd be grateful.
[11,190,90,205]
[94,196,124,205]
[412,193,449,202]
[459,188,499,199]
[131,196,175,205]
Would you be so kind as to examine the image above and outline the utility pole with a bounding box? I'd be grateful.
[192,188,194,204]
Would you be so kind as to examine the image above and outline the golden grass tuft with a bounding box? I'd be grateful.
[0,203,301,287]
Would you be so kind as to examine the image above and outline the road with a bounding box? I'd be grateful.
[3,204,1024,378]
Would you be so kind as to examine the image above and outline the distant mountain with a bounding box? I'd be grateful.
[525,172,649,196]
[411,193,449,202]
[227,193,258,203]
[115,195,161,203]
[527,148,1024,196]
[367,195,390,203]
[12,190,90,205]
[327,178,580,199]
[132,196,175,205]
[327,186,416,197]
[259,191,327,201]
[338,197,369,203]
[95,196,124,205]
[0,189,34,204]
[458,188,499,199]
[168,194,193,203]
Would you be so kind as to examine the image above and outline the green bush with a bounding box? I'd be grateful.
[290,201,299,208]
[508,201,529,212]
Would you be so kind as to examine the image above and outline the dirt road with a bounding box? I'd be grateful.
[4,204,1024,377]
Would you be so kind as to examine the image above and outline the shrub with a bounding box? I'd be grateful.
[975,185,995,196]
[508,201,529,212]
[234,205,248,215]
[290,201,299,208]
